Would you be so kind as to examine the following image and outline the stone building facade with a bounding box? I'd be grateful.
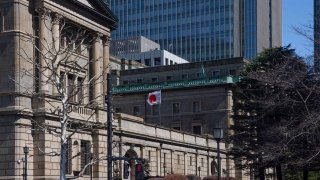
[112,58,246,135]
[0,0,243,179]
[0,0,115,179]
[112,113,237,179]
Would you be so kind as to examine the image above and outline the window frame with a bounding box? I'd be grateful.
[172,102,180,114]
[192,101,201,112]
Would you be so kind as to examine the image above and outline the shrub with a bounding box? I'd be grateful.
[186,174,201,180]
[164,174,188,180]
[202,176,236,180]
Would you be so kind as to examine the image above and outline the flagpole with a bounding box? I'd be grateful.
[159,103,162,126]
[144,93,147,122]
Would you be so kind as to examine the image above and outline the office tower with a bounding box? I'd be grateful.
[107,0,282,62]
[315,0,320,70]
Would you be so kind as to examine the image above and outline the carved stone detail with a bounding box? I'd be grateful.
[37,7,51,20]
[53,13,63,25]
[93,32,103,43]
[103,35,111,46]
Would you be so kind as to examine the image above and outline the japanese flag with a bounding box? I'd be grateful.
[147,90,161,105]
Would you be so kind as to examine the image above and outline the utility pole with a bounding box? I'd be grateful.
[107,73,113,180]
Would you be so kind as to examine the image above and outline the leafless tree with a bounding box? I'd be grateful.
[230,46,320,179]
[15,11,109,180]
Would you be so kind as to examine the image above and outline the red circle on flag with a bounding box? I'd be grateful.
[149,94,156,103]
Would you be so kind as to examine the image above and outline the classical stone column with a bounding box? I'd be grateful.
[170,150,175,174]
[140,146,145,158]
[38,8,51,93]
[103,36,111,98]
[92,33,103,105]
[52,13,62,95]
[184,152,187,175]
[156,147,161,176]
[207,151,211,176]
[195,151,199,175]
[92,130,107,178]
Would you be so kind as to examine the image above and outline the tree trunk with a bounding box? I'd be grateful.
[60,141,67,180]
[258,167,265,180]
[303,166,308,180]
[276,164,282,180]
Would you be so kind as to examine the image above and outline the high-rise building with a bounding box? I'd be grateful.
[315,0,320,70]
[107,0,282,62]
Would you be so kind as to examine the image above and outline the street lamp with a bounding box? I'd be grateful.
[23,146,29,180]
[213,128,223,180]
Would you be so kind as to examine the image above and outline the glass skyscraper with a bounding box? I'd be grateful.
[107,0,282,62]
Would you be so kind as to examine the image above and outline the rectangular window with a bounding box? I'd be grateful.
[60,72,66,91]
[151,77,158,82]
[148,151,151,161]
[181,74,188,79]
[123,80,129,85]
[196,72,203,78]
[229,69,236,76]
[154,57,161,66]
[172,103,180,114]
[201,158,204,167]
[165,58,169,65]
[152,105,160,115]
[170,60,173,65]
[173,126,181,131]
[114,108,121,113]
[145,59,151,66]
[65,138,72,174]
[137,78,143,83]
[81,140,91,175]
[193,125,202,135]
[193,101,201,112]
[190,156,192,166]
[68,74,76,103]
[177,154,180,164]
[133,106,140,116]
[212,71,220,77]
[166,76,173,81]
[77,77,83,103]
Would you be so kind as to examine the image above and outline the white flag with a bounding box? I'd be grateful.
[147,90,161,105]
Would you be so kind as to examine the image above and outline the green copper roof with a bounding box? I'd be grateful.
[112,76,240,94]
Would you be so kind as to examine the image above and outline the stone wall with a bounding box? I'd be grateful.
[112,113,235,179]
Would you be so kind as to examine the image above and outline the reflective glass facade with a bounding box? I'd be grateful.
[108,0,281,62]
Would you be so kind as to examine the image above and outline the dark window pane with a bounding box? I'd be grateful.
[173,103,180,113]
[154,57,161,66]
[81,140,91,175]
[133,106,140,116]
[145,59,151,66]
[193,125,201,135]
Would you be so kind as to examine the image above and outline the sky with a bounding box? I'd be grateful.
[282,0,313,57]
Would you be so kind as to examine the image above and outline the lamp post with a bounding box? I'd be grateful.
[213,128,223,180]
[23,146,29,180]
[106,73,113,180]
